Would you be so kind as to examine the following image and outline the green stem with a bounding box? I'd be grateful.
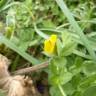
[11,55,20,71]
[58,85,67,96]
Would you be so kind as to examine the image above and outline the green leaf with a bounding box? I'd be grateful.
[71,74,83,89]
[49,57,67,75]
[18,42,29,51]
[61,32,77,56]
[83,86,96,96]
[49,57,72,85]
[42,20,55,28]
[73,50,91,59]
[56,39,63,56]
[0,36,40,65]
[6,9,15,28]
[72,91,82,96]
[78,74,96,92]
[55,0,96,62]
[83,61,96,76]
[50,86,61,96]
[63,83,75,95]
[61,31,71,46]
[0,0,7,8]
[50,72,72,85]
[34,24,49,39]
[60,72,72,85]
[57,32,77,56]
[61,41,77,56]
[69,57,83,75]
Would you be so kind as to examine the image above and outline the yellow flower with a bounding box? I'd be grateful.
[44,34,57,55]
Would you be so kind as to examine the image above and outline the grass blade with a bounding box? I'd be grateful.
[34,24,49,39]
[0,36,40,65]
[55,0,96,62]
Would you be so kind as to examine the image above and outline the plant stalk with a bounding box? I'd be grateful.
[58,85,67,96]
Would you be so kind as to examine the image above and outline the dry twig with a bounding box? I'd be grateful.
[0,54,41,96]
[13,61,49,75]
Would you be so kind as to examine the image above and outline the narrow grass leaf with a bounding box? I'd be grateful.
[55,0,96,62]
[34,24,49,39]
[0,36,40,65]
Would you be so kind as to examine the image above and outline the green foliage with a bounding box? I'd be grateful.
[50,86,61,96]
[0,0,7,8]
[49,57,73,86]
[0,90,6,96]
[57,31,77,56]
[83,61,96,76]
[0,0,96,96]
